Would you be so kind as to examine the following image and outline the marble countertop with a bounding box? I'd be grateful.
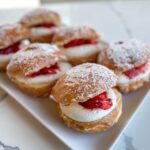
[0,0,150,150]
[0,88,68,150]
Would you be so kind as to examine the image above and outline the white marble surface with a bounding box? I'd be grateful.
[0,88,69,150]
[0,0,39,9]
[0,1,150,150]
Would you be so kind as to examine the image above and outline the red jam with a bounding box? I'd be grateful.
[33,23,56,28]
[123,63,147,79]
[28,63,60,78]
[79,92,112,110]
[0,41,21,55]
[63,39,97,48]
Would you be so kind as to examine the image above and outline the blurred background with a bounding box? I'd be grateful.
[0,0,40,9]
[0,0,149,42]
[0,0,96,9]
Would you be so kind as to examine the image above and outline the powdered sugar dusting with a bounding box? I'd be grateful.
[64,63,117,101]
[52,26,99,45]
[9,43,66,75]
[20,8,61,26]
[0,24,29,49]
[107,39,150,70]
[24,8,58,18]
[55,26,93,37]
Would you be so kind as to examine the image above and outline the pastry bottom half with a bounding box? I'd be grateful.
[117,77,150,93]
[0,61,8,72]
[59,89,122,133]
[10,77,55,97]
[68,53,98,66]
[30,34,53,43]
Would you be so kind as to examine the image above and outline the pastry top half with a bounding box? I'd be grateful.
[98,39,150,73]
[0,24,30,49]
[51,26,100,48]
[19,8,62,27]
[52,63,117,105]
[7,43,66,78]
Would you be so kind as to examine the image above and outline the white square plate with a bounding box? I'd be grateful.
[0,73,150,150]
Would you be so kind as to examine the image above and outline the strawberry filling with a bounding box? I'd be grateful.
[0,41,21,55]
[123,63,148,79]
[63,39,98,48]
[79,92,112,110]
[28,63,60,78]
[33,23,56,28]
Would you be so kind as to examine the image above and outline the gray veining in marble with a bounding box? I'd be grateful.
[0,141,19,150]
[107,1,133,38]
[112,133,137,150]
[0,93,8,102]
[123,133,136,150]
[0,88,7,102]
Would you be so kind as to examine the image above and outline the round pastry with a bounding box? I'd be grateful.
[19,8,63,43]
[0,24,30,72]
[52,63,122,133]
[51,26,108,65]
[97,39,150,93]
[7,43,72,97]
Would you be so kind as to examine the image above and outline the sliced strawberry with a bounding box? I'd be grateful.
[98,92,107,100]
[124,63,147,79]
[63,39,97,48]
[79,92,112,110]
[28,63,60,78]
[0,41,21,55]
[100,99,112,110]
[33,23,56,28]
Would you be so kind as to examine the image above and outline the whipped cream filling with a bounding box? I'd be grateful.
[117,61,150,86]
[63,43,102,59]
[60,89,117,122]
[20,39,30,46]
[0,53,13,62]
[0,39,30,62]
[17,62,72,84]
[31,27,52,36]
